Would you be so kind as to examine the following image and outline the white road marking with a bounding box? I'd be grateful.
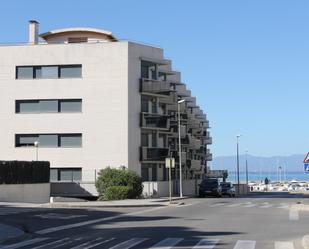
[289,209,299,221]
[277,203,290,209]
[70,237,114,249]
[259,202,273,208]
[233,240,256,249]
[31,238,70,249]
[36,206,165,235]
[227,203,241,207]
[109,238,147,249]
[149,238,184,249]
[0,238,49,249]
[193,238,220,248]
[34,213,87,220]
[243,204,257,208]
[275,241,295,249]
[81,238,115,249]
[210,203,226,207]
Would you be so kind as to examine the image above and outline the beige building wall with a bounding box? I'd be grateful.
[0,42,130,181]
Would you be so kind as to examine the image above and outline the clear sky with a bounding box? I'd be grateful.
[1,0,309,157]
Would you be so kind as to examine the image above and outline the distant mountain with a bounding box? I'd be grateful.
[212,154,305,173]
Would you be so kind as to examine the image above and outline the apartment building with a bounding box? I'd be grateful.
[0,21,212,194]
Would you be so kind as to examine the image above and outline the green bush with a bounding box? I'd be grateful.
[95,167,143,199]
[104,186,134,200]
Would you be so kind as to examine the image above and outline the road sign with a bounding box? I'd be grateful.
[303,152,309,163]
[165,158,175,168]
[304,164,309,174]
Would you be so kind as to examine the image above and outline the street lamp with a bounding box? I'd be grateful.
[245,150,249,186]
[236,135,241,196]
[34,141,39,161]
[178,99,185,198]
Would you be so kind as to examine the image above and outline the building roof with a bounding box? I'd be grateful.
[39,27,117,41]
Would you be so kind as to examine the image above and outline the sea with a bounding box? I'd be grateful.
[227,171,309,183]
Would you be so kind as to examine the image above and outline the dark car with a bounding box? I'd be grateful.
[220,182,236,197]
[199,178,222,197]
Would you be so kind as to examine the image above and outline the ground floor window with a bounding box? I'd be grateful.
[141,164,157,181]
[50,168,82,182]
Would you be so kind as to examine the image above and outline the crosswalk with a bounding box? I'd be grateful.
[0,236,302,249]
[209,202,290,209]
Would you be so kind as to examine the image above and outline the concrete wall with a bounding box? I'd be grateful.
[51,182,98,197]
[0,183,50,203]
[235,184,249,196]
[143,180,201,197]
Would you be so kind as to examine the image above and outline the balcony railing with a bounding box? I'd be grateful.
[140,113,170,130]
[188,159,202,170]
[206,153,213,161]
[140,78,173,94]
[140,147,169,161]
[205,137,212,145]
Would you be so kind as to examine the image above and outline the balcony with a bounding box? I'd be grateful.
[189,137,202,150]
[140,78,173,95]
[188,118,200,129]
[206,153,213,161]
[140,147,169,162]
[140,113,170,130]
[188,159,202,171]
[205,137,212,145]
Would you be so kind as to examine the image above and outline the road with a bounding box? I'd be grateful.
[0,192,309,249]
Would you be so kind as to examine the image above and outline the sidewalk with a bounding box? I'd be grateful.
[47,197,189,208]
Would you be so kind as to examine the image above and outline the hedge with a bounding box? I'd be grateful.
[104,186,134,200]
[95,167,143,199]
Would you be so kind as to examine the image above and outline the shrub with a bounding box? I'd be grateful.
[95,167,143,199]
[104,186,134,200]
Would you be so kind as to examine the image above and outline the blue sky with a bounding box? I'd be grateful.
[1,0,309,157]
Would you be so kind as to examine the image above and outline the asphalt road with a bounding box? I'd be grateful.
[1,192,309,249]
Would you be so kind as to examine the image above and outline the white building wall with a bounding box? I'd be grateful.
[0,42,130,181]
[127,42,165,175]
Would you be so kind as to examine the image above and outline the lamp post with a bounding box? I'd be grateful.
[34,141,39,161]
[245,150,249,186]
[236,135,241,196]
[178,99,185,198]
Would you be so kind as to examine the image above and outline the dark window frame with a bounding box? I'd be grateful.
[16,64,82,79]
[15,133,82,148]
[15,99,82,113]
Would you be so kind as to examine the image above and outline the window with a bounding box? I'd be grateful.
[16,67,33,79]
[59,134,82,147]
[15,134,82,148]
[68,37,88,43]
[59,99,82,112]
[141,61,157,80]
[141,133,148,147]
[50,168,82,182]
[16,99,82,113]
[39,100,58,113]
[59,65,82,78]
[16,65,82,79]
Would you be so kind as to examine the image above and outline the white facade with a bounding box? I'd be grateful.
[0,22,212,195]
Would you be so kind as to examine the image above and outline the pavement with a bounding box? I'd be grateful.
[0,223,25,244]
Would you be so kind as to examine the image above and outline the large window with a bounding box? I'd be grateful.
[50,168,82,182]
[15,134,82,148]
[16,99,82,113]
[16,64,82,79]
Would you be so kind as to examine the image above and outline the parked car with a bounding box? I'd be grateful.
[220,182,236,197]
[199,178,222,197]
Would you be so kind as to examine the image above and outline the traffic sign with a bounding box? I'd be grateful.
[303,152,309,163]
[165,158,175,168]
[304,163,309,174]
